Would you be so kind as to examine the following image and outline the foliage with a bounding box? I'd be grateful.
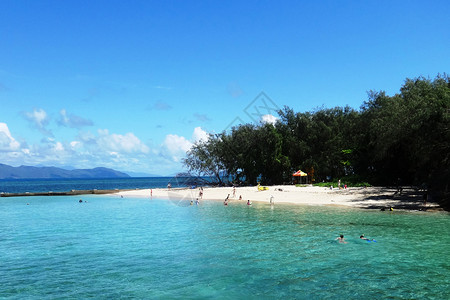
[183,75,450,207]
[314,175,372,188]
[183,134,227,185]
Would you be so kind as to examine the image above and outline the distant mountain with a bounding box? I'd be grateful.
[0,164,130,179]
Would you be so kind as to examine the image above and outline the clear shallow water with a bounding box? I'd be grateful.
[1,196,449,299]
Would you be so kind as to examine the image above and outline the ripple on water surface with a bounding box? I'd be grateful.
[0,196,449,299]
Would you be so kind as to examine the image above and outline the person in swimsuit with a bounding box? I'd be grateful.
[360,234,375,241]
[336,234,347,244]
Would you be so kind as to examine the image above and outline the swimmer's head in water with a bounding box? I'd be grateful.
[340,235,344,238]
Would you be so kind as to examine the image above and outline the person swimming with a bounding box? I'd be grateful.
[247,199,252,206]
[360,234,375,242]
[335,234,347,244]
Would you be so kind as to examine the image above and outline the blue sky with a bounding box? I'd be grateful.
[1,0,448,175]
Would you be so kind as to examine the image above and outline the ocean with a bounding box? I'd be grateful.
[0,179,449,299]
[0,177,194,194]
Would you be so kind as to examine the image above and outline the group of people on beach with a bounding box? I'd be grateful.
[329,179,348,190]
[336,234,376,244]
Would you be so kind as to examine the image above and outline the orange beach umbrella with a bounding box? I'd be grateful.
[292,170,307,177]
[293,170,308,184]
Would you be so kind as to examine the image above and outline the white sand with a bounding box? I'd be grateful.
[116,185,438,210]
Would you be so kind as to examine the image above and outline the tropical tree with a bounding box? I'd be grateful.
[183,134,227,185]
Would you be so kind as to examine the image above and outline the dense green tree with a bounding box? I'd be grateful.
[361,75,450,204]
[183,75,449,207]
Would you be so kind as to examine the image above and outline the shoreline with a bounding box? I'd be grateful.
[117,185,444,212]
[1,185,444,212]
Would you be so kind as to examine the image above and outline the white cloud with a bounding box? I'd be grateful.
[0,123,159,173]
[163,134,192,161]
[161,127,209,162]
[0,122,206,175]
[58,109,93,128]
[97,129,150,154]
[192,127,208,143]
[26,108,48,126]
[24,108,52,136]
[25,108,48,127]
[70,141,81,149]
[77,131,97,145]
[53,141,64,152]
[261,114,278,125]
[0,123,20,151]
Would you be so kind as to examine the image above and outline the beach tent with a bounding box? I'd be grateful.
[292,170,308,184]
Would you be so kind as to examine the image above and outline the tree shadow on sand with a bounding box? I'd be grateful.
[351,187,443,211]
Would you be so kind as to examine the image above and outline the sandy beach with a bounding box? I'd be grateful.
[117,185,440,210]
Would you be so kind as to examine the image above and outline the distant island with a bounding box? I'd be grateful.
[0,164,130,179]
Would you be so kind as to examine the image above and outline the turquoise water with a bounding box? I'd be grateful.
[1,196,449,299]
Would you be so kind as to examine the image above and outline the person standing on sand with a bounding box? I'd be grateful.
[232,186,236,198]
